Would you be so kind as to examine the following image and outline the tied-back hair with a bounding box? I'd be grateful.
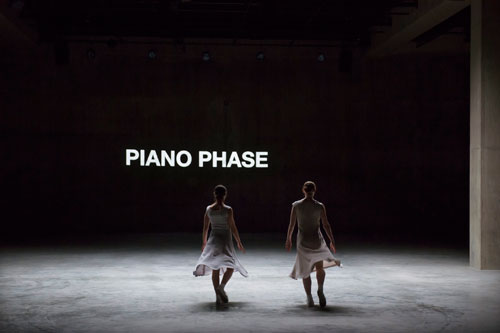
[214,184,227,200]
[303,181,316,193]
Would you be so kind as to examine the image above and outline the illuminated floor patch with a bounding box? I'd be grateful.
[1,235,499,332]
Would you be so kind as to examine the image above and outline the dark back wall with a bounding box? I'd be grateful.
[1,43,469,244]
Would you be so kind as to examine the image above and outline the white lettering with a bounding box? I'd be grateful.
[145,150,161,166]
[125,149,268,168]
[140,149,146,166]
[241,151,255,168]
[198,151,211,167]
[176,150,192,167]
[256,151,268,168]
[212,151,227,168]
[126,149,139,166]
[161,150,175,167]
[226,151,242,168]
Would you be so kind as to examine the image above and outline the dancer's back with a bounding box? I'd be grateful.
[286,181,340,307]
[207,205,230,230]
[294,198,323,249]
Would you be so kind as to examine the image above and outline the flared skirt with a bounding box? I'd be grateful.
[193,229,248,277]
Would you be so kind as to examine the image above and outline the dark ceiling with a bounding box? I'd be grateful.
[15,0,419,46]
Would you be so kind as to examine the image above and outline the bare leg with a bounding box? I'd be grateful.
[212,269,220,290]
[302,276,312,295]
[314,261,326,307]
[221,268,234,285]
[314,261,325,290]
[216,268,233,304]
[212,269,224,305]
[302,276,314,307]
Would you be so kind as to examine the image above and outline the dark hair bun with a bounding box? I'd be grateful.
[214,184,227,199]
[303,181,316,193]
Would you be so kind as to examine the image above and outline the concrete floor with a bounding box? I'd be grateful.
[1,234,499,332]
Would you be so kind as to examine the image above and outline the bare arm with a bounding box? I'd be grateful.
[285,205,297,251]
[228,208,245,253]
[201,211,210,251]
[320,204,336,253]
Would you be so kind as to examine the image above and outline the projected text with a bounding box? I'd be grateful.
[125,149,268,168]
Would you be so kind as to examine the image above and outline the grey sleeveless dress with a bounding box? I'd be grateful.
[193,204,248,277]
[290,198,341,279]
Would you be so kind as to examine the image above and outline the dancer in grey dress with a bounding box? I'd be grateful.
[193,185,247,305]
[286,181,341,307]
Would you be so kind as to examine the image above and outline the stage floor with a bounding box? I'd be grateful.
[1,234,499,332]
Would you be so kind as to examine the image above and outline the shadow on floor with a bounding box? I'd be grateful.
[287,304,363,316]
[190,301,362,316]
[190,301,252,312]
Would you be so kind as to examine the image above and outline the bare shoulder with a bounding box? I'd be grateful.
[292,199,303,207]
[206,203,218,213]
[314,199,325,207]
[315,200,326,210]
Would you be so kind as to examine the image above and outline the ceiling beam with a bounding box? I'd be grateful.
[368,0,470,56]
[0,1,37,46]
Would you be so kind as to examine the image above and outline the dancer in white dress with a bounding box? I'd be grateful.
[193,185,248,305]
[286,181,341,307]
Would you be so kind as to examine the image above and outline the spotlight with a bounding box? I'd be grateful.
[317,53,325,62]
[202,51,211,62]
[86,48,96,61]
[148,49,157,59]
[256,51,265,61]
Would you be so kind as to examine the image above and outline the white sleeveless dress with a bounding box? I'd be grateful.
[193,205,248,277]
[290,198,341,279]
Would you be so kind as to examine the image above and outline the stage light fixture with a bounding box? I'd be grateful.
[148,49,157,59]
[256,52,265,61]
[202,51,211,61]
[317,53,325,62]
